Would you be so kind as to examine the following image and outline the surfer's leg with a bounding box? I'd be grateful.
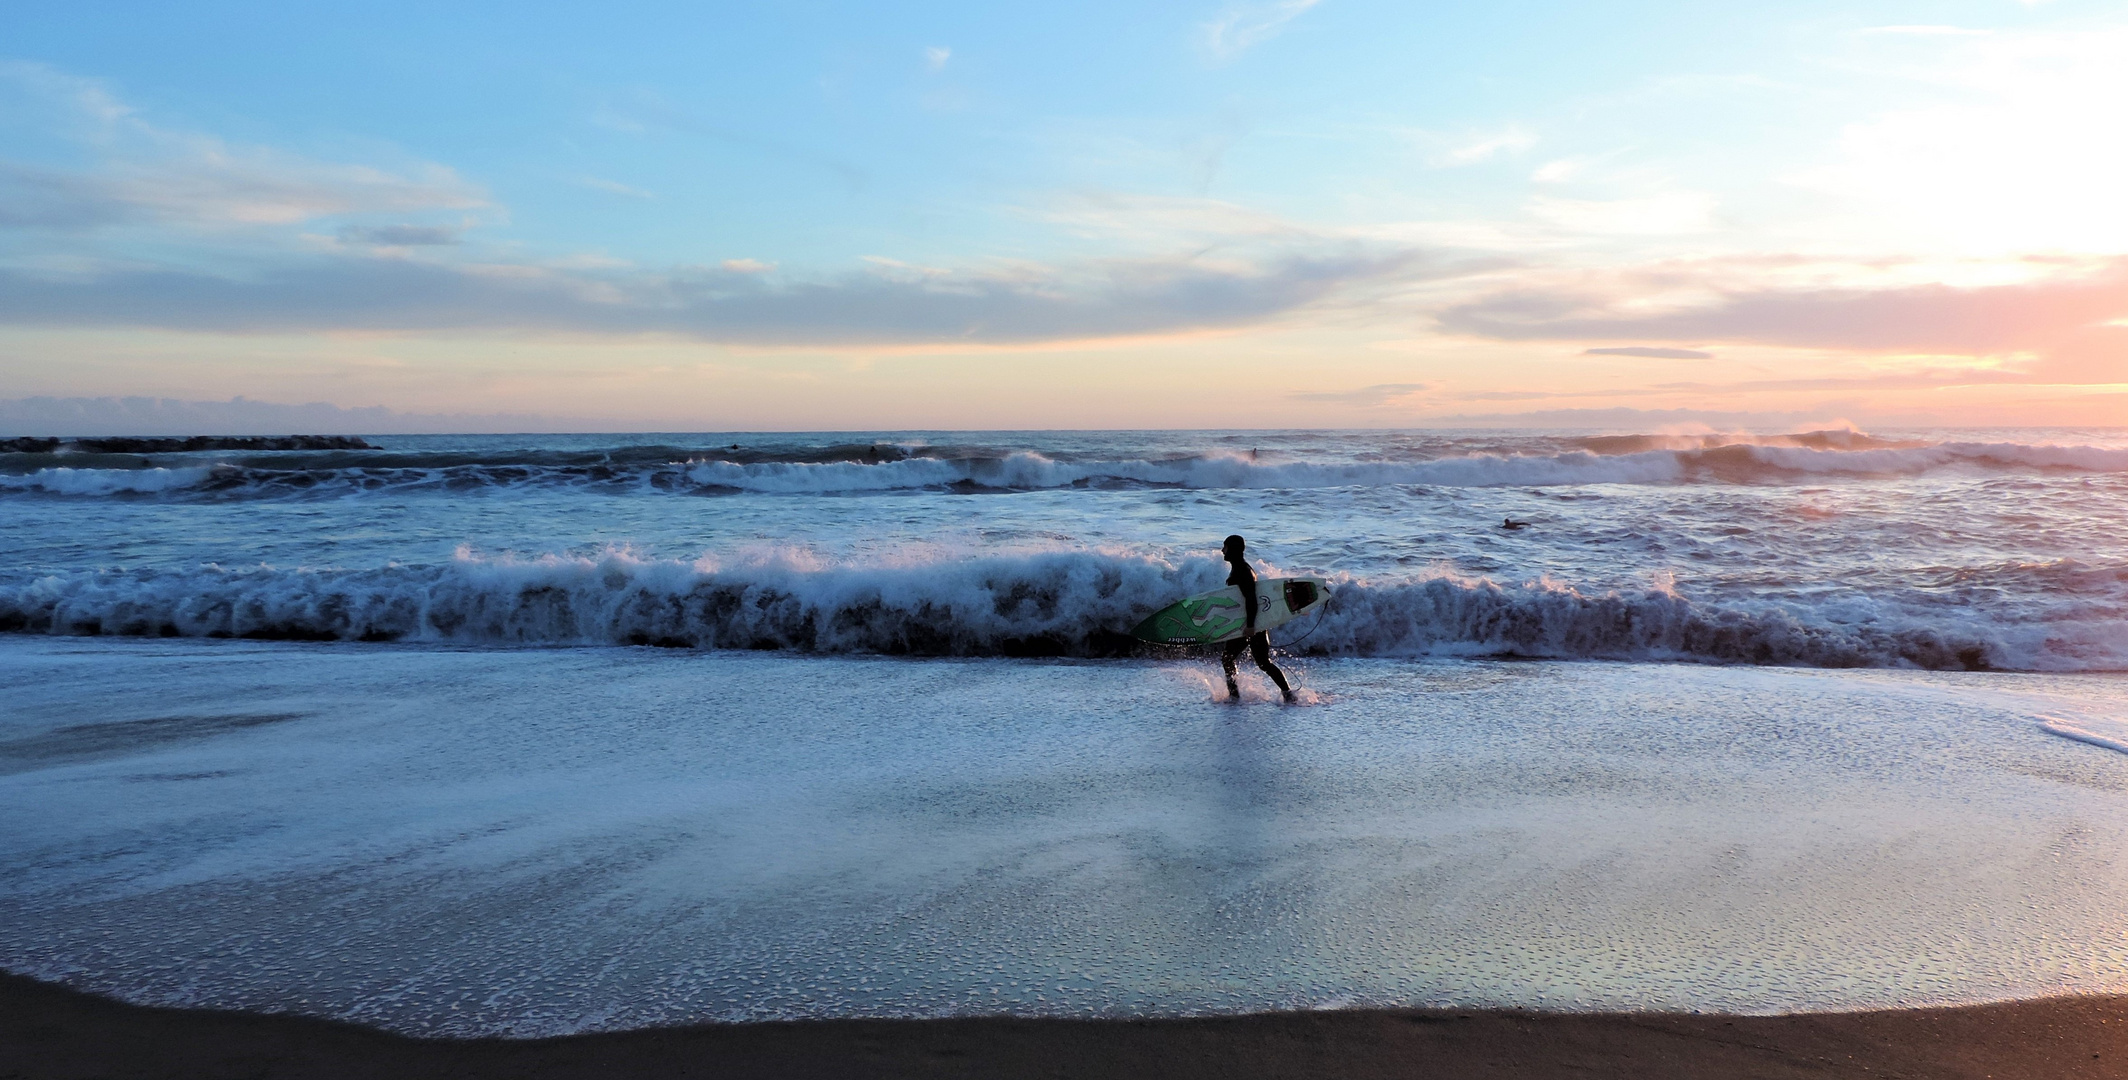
[1221,638,1245,701]
[1252,633,1296,702]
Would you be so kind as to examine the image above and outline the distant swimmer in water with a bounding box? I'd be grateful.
[1500,517,1531,530]
[1220,534,1297,704]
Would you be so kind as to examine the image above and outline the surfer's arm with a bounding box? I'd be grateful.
[1239,566,1259,631]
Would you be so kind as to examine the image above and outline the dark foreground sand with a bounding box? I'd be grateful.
[5,972,2125,1079]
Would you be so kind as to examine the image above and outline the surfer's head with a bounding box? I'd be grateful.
[1222,534,1245,560]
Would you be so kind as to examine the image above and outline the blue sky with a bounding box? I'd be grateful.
[3,0,2125,429]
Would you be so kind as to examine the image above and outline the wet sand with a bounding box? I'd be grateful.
[6,972,2125,1080]
[13,645,2128,1029]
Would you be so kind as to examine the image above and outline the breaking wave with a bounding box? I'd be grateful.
[4,548,2117,672]
[4,435,2126,500]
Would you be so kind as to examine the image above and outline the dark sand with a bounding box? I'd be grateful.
[5,973,2126,1079]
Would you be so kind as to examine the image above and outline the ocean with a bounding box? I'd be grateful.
[6,428,2128,668]
[4,428,2128,1035]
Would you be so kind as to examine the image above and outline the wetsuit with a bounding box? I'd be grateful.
[1222,556,1295,701]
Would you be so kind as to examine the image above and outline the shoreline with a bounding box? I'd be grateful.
[5,973,2123,1080]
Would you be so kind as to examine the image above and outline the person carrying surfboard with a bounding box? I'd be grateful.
[1221,534,1297,703]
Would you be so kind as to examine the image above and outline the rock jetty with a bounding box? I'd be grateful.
[0,435,376,454]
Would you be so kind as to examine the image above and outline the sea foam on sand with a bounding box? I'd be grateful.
[3,637,2127,1038]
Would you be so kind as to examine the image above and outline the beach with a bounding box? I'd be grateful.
[11,0,2128,1065]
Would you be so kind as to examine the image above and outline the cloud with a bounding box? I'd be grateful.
[1583,346,1712,359]
[0,156,481,233]
[1414,406,1848,430]
[0,66,1432,351]
[1528,191,1716,236]
[0,395,598,436]
[1440,258,2128,357]
[339,224,462,246]
[1288,382,1431,405]
[1860,25,1990,36]
[1202,0,1324,60]
[575,175,654,199]
[1530,158,1588,184]
[1439,258,2128,385]
[1647,368,2036,394]
[1028,190,1307,247]
[0,64,484,233]
[1452,390,1564,402]
[1435,130,1536,168]
[0,60,133,127]
[924,46,952,71]
[0,245,1418,347]
[1425,365,2036,409]
[1789,27,2128,254]
[0,163,132,230]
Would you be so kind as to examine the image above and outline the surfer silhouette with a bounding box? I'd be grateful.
[1500,517,1530,530]
[1221,534,1296,703]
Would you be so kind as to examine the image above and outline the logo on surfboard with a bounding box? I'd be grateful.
[1169,595,1243,640]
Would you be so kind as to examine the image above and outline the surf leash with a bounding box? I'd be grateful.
[1270,587,1334,651]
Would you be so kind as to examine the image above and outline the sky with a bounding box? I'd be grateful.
[2,0,2126,432]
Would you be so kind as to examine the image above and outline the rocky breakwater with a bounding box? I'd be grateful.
[0,435,376,453]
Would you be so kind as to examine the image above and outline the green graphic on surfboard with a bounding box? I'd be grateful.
[1131,577,1328,645]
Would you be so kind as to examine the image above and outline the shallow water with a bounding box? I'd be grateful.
[4,637,2126,1036]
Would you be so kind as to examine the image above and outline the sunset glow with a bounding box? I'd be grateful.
[3,1,2125,430]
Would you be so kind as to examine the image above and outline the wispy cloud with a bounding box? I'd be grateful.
[0,64,484,233]
[0,395,603,436]
[339,224,463,246]
[1288,382,1431,405]
[1435,130,1536,167]
[1860,25,1990,36]
[1438,257,2128,382]
[1530,157,1588,183]
[1647,368,2036,394]
[1527,191,1716,236]
[0,60,132,126]
[0,150,481,233]
[924,46,952,71]
[1202,0,1324,60]
[1416,406,1848,430]
[0,244,1418,347]
[0,63,1440,350]
[1584,346,1711,359]
[574,175,654,199]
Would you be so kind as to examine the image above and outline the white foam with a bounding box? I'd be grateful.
[6,437,2127,500]
[4,547,2116,671]
[2038,713,2128,754]
[683,448,1690,492]
[0,465,217,495]
[676,441,2128,493]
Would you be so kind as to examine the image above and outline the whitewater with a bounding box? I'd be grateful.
[4,427,2126,671]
